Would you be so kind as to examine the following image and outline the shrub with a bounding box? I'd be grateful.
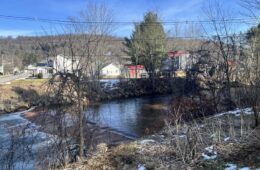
[37,73,43,79]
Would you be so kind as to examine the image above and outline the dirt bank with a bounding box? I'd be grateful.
[0,79,48,114]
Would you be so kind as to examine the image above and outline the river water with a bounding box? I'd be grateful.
[86,95,172,137]
[0,95,172,169]
[0,108,53,170]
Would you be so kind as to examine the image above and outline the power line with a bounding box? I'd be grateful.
[52,32,255,40]
[0,14,259,25]
[0,33,252,42]
[0,13,258,40]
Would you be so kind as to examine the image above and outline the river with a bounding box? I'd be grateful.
[0,95,172,169]
[0,108,54,170]
[86,95,172,137]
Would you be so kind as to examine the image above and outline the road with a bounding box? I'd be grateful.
[0,73,30,84]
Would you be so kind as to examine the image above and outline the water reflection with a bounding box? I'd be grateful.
[85,95,171,137]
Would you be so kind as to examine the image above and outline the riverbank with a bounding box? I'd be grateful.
[0,78,184,115]
[0,79,48,114]
[90,78,185,102]
[1,101,259,169]
[63,108,260,170]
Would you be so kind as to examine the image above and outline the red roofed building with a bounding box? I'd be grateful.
[166,51,189,58]
[167,51,190,70]
[126,65,148,78]
[161,51,190,74]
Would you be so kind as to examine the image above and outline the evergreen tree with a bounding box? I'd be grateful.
[124,11,166,77]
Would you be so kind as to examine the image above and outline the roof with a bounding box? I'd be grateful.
[167,51,189,58]
[127,65,145,70]
[36,63,48,67]
[37,61,53,67]
[102,63,121,69]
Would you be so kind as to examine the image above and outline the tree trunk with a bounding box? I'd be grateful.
[253,106,259,127]
[78,86,84,159]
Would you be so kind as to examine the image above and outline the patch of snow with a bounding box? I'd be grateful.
[137,164,145,170]
[205,146,214,152]
[139,139,155,144]
[100,79,120,89]
[202,153,217,160]
[239,167,250,170]
[215,108,254,118]
[179,135,186,138]
[224,137,230,142]
[225,163,237,170]
[202,145,217,160]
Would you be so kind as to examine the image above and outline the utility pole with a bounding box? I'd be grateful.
[1,54,4,75]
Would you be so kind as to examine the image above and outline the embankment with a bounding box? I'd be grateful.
[0,78,186,114]
[0,79,48,114]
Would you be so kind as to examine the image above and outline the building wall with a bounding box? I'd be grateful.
[53,55,79,73]
[126,65,148,78]
[170,53,190,70]
[101,64,121,77]
[36,67,51,78]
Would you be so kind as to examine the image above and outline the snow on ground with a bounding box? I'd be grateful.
[137,164,145,170]
[202,146,217,160]
[214,108,254,117]
[99,79,120,89]
[225,163,255,170]
[239,167,250,170]
[224,137,230,142]
[225,163,237,170]
[139,139,155,144]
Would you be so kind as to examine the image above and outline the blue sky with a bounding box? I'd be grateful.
[0,0,257,37]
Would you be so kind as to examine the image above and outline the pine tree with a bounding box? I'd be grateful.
[124,11,166,77]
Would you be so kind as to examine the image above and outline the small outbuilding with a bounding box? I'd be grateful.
[100,63,122,78]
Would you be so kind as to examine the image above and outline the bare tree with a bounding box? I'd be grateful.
[36,2,114,165]
[240,0,260,22]
[236,1,260,127]
[203,1,238,109]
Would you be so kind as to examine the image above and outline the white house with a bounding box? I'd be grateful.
[52,54,79,73]
[26,61,52,78]
[100,63,121,78]
[35,61,52,78]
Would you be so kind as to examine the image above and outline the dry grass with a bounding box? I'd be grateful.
[0,79,48,113]
[0,79,47,101]
[63,111,260,170]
